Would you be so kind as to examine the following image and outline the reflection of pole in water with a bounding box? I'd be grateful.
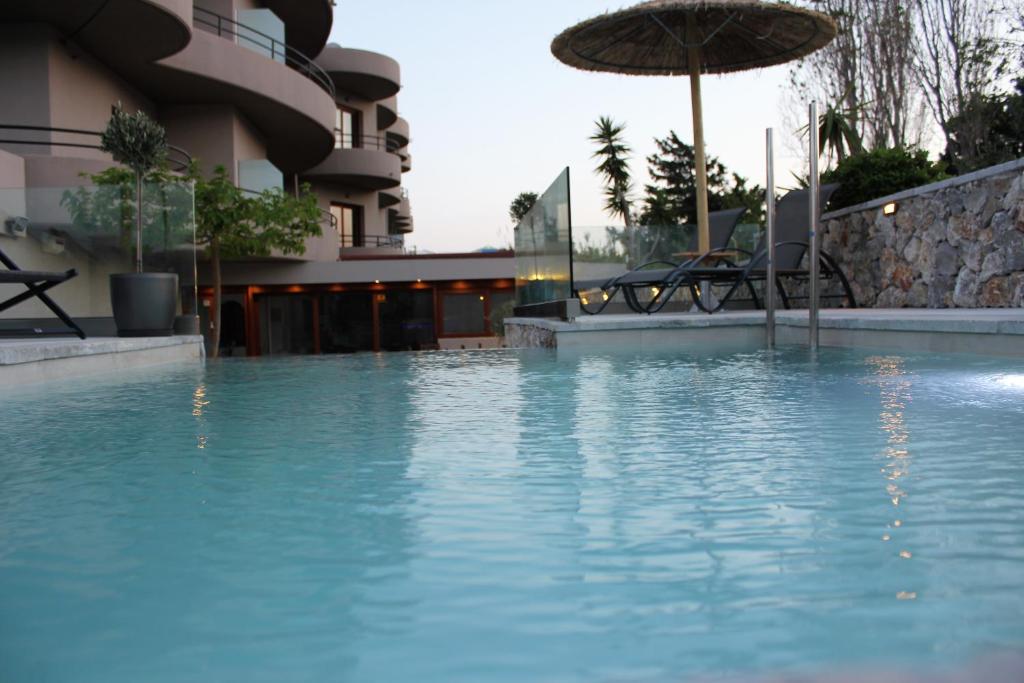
[866,356,916,600]
[192,383,209,449]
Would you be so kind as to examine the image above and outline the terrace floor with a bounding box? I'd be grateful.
[505,308,1024,357]
[0,335,205,386]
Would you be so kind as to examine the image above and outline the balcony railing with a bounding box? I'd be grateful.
[193,6,335,99]
[333,132,401,153]
[0,124,192,172]
[340,234,404,250]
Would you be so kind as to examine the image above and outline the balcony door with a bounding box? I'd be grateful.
[331,202,364,248]
[335,106,362,149]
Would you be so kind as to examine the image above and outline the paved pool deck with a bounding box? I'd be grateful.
[505,308,1024,357]
[0,336,205,386]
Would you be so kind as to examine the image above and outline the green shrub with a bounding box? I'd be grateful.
[822,147,948,211]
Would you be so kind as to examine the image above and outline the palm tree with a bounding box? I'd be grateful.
[590,116,636,263]
[800,94,865,167]
[817,99,864,164]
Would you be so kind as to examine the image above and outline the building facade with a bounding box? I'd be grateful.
[0,1,514,354]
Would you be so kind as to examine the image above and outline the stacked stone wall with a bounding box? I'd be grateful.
[820,160,1024,308]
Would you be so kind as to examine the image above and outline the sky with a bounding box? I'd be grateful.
[326,1,814,253]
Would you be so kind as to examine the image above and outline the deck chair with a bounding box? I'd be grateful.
[0,246,87,339]
[653,184,855,314]
[575,207,746,314]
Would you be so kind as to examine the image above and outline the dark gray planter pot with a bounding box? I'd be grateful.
[110,273,178,337]
[173,314,200,336]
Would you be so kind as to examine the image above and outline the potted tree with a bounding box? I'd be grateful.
[101,105,178,337]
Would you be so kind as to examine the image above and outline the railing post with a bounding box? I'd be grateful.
[808,101,820,351]
[765,127,776,350]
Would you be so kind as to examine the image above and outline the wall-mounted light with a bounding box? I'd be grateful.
[882,202,899,217]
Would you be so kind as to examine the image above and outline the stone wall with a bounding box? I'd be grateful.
[820,158,1024,308]
[504,321,556,348]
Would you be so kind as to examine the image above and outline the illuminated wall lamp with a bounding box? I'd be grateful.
[882,201,899,217]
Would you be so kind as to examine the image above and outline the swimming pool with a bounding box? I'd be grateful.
[1,347,1023,682]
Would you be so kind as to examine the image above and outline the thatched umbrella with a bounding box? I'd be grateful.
[552,0,836,253]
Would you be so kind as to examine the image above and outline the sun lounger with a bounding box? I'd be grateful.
[0,246,87,339]
[575,207,747,314]
[647,184,855,314]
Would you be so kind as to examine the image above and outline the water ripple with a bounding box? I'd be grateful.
[0,347,1022,682]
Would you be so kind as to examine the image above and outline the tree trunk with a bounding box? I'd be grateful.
[209,238,221,358]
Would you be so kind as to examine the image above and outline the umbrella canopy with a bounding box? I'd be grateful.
[552,0,836,254]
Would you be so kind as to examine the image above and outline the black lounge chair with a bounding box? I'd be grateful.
[575,207,747,314]
[0,246,87,339]
[649,184,855,314]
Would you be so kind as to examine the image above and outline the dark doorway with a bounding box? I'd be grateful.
[319,292,374,353]
[219,300,247,356]
[379,290,436,351]
[259,295,315,355]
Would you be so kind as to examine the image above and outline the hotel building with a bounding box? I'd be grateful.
[0,1,513,355]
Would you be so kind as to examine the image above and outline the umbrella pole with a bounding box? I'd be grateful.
[687,16,710,255]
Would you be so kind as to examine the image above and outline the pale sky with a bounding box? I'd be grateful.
[327,1,812,253]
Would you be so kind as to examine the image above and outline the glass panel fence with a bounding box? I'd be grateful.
[513,168,571,308]
[571,222,765,311]
[0,182,197,327]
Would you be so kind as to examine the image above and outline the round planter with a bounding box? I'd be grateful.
[110,273,178,337]
[173,314,200,336]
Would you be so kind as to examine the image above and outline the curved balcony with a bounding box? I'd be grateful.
[0,0,192,66]
[135,22,336,172]
[377,96,398,130]
[378,187,402,209]
[192,7,334,98]
[316,45,401,102]
[386,116,409,149]
[303,135,401,190]
[389,212,413,234]
[260,0,333,58]
[390,194,413,234]
[0,124,192,172]
[400,152,412,173]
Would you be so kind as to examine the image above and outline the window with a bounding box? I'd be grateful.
[335,106,362,149]
[237,159,283,193]
[235,9,285,63]
[330,203,364,248]
[441,293,487,336]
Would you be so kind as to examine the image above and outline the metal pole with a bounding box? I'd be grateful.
[808,102,820,351]
[765,128,776,349]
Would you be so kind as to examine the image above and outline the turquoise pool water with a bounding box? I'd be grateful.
[1,347,1023,682]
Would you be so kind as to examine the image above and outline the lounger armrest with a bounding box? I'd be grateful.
[689,247,753,268]
[631,260,679,271]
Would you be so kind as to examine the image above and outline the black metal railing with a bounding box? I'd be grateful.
[321,207,338,231]
[193,6,335,99]
[0,124,192,172]
[340,234,404,249]
[334,132,401,153]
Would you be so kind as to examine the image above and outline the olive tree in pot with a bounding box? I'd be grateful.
[101,105,177,337]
